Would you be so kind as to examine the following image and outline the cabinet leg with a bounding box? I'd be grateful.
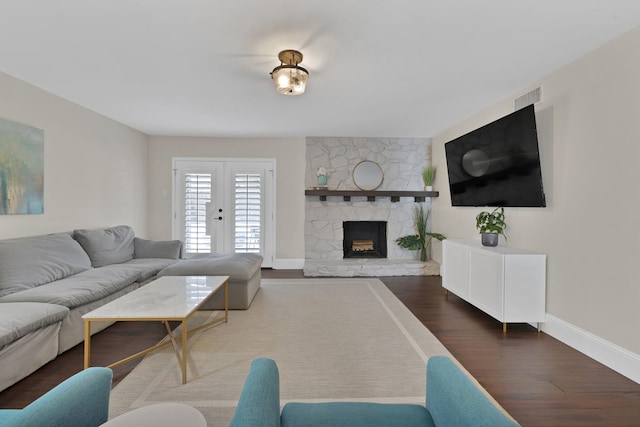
[502,323,507,334]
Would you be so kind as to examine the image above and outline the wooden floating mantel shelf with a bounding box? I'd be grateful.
[305,190,439,202]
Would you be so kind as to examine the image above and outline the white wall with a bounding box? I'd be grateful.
[432,27,640,379]
[146,136,306,264]
[0,72,149,239]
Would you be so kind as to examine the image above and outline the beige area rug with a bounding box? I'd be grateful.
[109,278,454,425]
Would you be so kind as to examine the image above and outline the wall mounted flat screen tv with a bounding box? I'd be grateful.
[444,104,546,207]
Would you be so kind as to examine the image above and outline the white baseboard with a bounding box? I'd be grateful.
[541,314,640,384]
[272,258,305,270]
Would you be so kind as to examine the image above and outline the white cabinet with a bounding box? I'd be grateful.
[442,239,546,332]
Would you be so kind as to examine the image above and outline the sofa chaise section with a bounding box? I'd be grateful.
[158,253,263,309]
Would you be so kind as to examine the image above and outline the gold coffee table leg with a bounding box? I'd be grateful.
[84,320,91,369]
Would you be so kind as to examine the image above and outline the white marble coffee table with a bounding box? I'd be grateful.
[82,275,229,384]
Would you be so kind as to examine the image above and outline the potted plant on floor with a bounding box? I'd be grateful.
[475,207,506,247]
[396,205,446,261]
[421,165,436,191]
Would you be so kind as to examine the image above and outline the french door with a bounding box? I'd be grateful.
[172,158,275,267]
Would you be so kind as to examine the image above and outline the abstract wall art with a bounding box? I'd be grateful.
[0,117,44,214]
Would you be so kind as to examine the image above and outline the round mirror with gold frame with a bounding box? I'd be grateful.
[352,160,384,191]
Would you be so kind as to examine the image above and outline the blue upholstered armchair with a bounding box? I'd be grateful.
[0,367,113,427]
[229,356,520,427]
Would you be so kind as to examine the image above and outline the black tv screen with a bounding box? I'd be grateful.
[444,105,546,207]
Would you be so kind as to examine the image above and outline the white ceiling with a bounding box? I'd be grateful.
[1,1,640,138]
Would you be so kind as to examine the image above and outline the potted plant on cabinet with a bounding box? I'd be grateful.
[475,207,506,247]
[421,166,436,191]
[396,205,446,261]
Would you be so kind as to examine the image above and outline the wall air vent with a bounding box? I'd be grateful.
[514,87,542,111]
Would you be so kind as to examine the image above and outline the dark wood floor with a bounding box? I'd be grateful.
[1,271,639,426]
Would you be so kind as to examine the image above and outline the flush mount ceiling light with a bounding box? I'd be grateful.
[270,49,309,96]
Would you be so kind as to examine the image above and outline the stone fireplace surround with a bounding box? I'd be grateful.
[304,137,440,277]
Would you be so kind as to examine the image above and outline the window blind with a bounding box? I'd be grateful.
[234,174,261,253]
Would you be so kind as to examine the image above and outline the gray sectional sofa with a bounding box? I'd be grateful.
[0,226,182,392]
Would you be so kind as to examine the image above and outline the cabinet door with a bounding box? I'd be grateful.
[442,241,469,298]
[503,255,546,322]
[468,250,504,321]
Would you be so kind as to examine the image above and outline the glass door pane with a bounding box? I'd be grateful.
[184,172,212,254]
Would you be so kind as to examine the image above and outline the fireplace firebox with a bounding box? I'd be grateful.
[343,221,387,259]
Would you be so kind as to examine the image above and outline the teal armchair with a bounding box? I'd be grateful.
[230,356,520,427]
[0,367,113,427]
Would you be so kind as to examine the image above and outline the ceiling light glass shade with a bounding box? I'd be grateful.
[271,64,309,95]
[271,50,309,96]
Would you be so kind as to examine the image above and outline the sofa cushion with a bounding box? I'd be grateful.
[0,259,178,308]
[122,258,180,282]
[281,402,435,427]
[0,302,69,348]
[73,226,135,267]
[134,237,181,260]
[158,254,262,280]
[0,267,135,307]
[0,233,91,297]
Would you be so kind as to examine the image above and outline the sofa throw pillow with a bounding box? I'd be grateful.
[134,237,182,259]
[73,225,135,268]
[0,233,92,297]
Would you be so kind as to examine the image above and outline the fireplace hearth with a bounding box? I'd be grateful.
[343,221,387,259]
